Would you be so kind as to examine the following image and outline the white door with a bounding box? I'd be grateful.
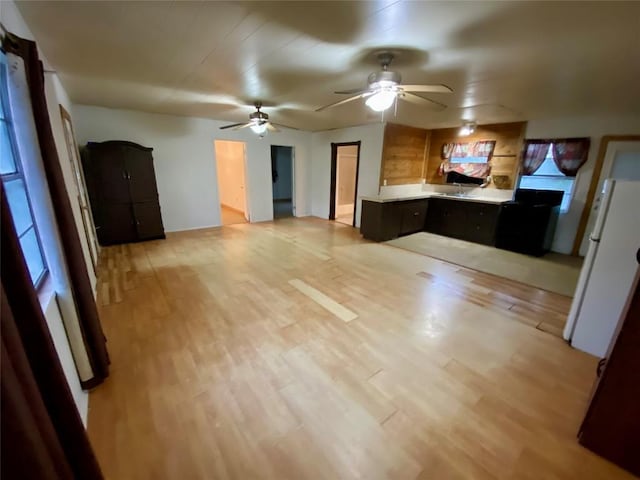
[579,141,640,255]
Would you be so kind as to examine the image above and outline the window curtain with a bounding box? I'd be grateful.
[2,32,109,388]
[439,140,495,179]
[521,140,550,175]
[552,138,590,176]
[1,184,104,479]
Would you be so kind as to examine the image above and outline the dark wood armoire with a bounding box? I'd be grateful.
[81,141,165,246]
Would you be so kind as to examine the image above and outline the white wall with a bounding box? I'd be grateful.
[73,105,312,231]
[214,140,246,214]
[525,114,640,254]
[1,0,90,424]
[310,123,385,227]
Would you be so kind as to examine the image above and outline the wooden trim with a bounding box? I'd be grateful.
[572,135,640,255]
[59,104,99,273]
[351,142,362,227]
[378,123,388,189]
[329,144,337,220]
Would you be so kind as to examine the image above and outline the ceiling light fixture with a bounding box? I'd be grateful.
[459,121,477,136]
[365,89,397,112]
[250,122,268,135]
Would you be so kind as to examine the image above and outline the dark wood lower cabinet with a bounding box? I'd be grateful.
[578,278,640,476]
[425,198,500,246]
[360,196,501,245]
[360,199,427,242]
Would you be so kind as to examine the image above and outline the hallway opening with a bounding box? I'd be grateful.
[271,145,295,219]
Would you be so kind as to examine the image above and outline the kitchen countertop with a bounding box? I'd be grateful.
[360,192,508,205]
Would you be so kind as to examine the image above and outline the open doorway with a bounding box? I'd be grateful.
[330,142,360,226]
[214,140,248,225]
[271,145,295,219]
[574,137,640,255]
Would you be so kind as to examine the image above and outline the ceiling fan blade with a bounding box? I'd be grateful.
[219,122,247,130]
[334,87,369,95]
[266,122,279,132]
[400,92,447,110]
[399,84,453,93]
[315,92,374,112]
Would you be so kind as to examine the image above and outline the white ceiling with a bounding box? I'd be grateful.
[16,1,640,131]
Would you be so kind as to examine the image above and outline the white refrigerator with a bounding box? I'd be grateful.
[563,179,640,358]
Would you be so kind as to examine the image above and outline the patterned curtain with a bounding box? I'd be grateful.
[552,138,590,176]
[439,140,495,179]
[522,141,550,175]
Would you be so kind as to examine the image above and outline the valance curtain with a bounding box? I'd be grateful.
[2,32,109,388]
[552,138,590,176]
[521,141,550,175]
[439,140,495,179]
[1,184,104,479]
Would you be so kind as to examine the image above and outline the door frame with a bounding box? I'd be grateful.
[329,141,361,227]
[270,144,296,218]
[572,135,640,255]
[59,105,99,273]
[214,139,250,223]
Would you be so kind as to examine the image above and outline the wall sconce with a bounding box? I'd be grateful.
[459,121,477,136]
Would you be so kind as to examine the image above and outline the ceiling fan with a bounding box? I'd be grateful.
[316,52,453,113]
[219,101,294,136]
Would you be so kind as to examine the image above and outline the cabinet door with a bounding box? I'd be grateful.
[92,145,130,203]
[463,203,499,245]
[126,149,159,203]
[132,202,165,240]
[425,199,444,233]
[399,200,428,236]
[441,201,466,238]
[97,203,136,245]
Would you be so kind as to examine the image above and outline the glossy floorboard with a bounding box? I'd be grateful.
[88,218,634,480]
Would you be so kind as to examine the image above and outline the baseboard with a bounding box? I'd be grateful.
[165,224,220,233]
[220,204,246,215]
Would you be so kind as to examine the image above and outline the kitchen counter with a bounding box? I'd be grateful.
[361,192,507,205]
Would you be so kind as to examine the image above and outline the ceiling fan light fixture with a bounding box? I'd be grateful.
[250,122,268,135]
[459,121,477,136]
[365,90,397,112]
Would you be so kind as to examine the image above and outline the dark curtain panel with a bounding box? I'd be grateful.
[552,138,590,176]
[1,184,104,479]
[521,141,550,175]
[3,33,109,388]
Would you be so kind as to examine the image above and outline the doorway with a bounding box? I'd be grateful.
[214,140,248,225]
[574,137,640,255]
[330,142,361,226]
[271,145,295,219]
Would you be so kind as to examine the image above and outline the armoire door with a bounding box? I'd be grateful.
[132,202,164,240]
[92,144,130,203]
[126,148,159,203]
[98,204,137,245]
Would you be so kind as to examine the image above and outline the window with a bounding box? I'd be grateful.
[519,144,575,213]
[1,52,48,286]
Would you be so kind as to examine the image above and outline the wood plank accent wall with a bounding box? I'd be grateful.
[425,121,527,189]
[380,123,430,186]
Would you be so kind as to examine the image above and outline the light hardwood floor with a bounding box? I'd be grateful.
[89,218,633,480]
